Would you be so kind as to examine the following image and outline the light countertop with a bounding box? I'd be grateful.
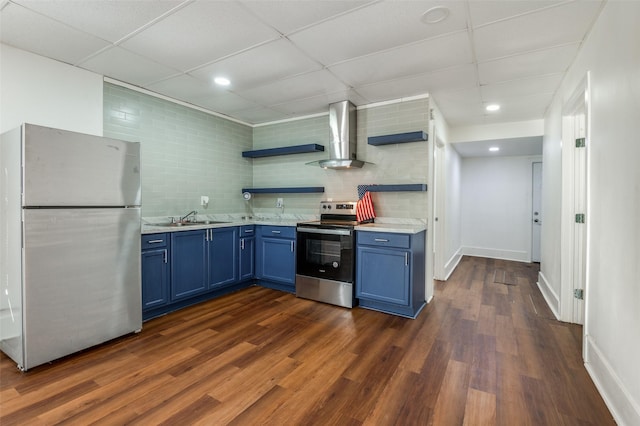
[142,216,426,235]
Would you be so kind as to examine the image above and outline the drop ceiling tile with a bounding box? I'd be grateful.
[468,1,564,27]
[480,73,563,101]
[474,1,604,61]
[120,1,280,72]
[80,46,180,86]
[478,92,552,124]
[236,70,349,105]
[329,31,472,86]
[239,0,372,34]
[355,64,478,103]
[0,2,110,65]
[431,87,483,106]
[190,39,322,92]
[433,90,484,127]
[11,0,186,43]
[497,91,554,113]
[289,0,468,65]
[478,44,578,85]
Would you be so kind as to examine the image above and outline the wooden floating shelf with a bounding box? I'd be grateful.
[241,187,325,194]
[242,144,324,158]
[359,184,428,192]
[367,131,428,146]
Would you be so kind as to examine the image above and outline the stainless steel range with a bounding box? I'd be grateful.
[296,201,372,308]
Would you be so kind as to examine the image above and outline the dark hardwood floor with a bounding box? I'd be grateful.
[0,256,615,425]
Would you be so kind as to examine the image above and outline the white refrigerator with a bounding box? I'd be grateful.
[0,123,142,371]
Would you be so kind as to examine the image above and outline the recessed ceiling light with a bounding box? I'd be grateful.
[421,6,450,24]
[489,147,500,152]
[486,104,500,112]
[214,77,230,86]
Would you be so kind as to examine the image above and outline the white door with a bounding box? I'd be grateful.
[532,162,542,262]
[560,74,589,329]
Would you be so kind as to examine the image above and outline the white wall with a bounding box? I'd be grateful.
[449,119,544,143]
[0,44,103,135]
[460,155,541,262]
[540,2,640,424]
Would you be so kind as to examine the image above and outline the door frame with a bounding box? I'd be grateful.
[433,133,446,280]
[560,73,591,341]
[531,161,543,262]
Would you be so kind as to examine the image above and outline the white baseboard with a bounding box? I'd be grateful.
[460,246,529,263]
[444,249,462,281]
[536,271,560,320]
[585,335,640,426]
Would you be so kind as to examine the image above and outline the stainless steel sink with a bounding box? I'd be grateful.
[190,221,230,225]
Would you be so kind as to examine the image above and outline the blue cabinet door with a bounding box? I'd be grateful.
[208,227,238,289]
[239,236,255,281]
[171,230,207,300]
[256,237,295,285]
[356,246,410,305]
[141,247,169,310]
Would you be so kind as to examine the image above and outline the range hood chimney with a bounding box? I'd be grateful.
[318,100,364,169]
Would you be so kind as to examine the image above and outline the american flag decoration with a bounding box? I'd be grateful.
[356,186,376,223]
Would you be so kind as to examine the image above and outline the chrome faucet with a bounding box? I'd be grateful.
[180,210,198,222]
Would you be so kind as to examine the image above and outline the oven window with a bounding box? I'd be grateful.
[306,239,342,266]
[296,231,354,283]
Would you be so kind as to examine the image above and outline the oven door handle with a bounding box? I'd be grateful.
[297,227,352,236]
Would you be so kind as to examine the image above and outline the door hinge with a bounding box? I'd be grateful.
[573,289,584,300]
[575,213,585,224]
[575,138,586,148]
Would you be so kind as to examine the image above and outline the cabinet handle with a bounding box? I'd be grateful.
[209,230,213,240]
[374,238,389,242]
[244,229,254,234]
[241,239,245,250]
[163,249,167,264]
[291,241,294,252]
[147,239,163,244]
[272,230,281,234]
[405,252,409,266]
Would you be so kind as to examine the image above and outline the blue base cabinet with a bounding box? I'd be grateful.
[141,224,296,321]
[171,229,208,301]
[356,230,426,318]
[141,233,170,311]
[256,225,296,293]
[208,227,238,289]
[239,225,256,282]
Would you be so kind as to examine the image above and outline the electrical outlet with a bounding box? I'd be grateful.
[201,196,209,207]
[276,198,284,208]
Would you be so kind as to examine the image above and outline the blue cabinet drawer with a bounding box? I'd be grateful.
[357,231,410,249]
[259,225,295,239]
[142,233,168,249]
[240,225,256,236]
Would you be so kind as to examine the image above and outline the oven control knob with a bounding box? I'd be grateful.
[327,205,332,210]
[332,262,339,268]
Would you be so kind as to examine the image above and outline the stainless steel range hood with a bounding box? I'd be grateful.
[317,100,364,169]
